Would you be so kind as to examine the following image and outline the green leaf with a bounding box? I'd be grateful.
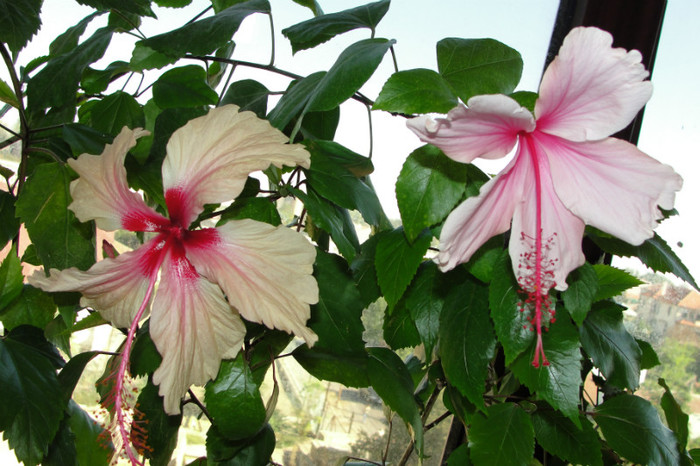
[638,338,661,369]
[291,0,323,15]
[466,235,504,284]
[298,108,340,141]
[206,423,275,465]
[66,401,112,466]
[0,0,43,53]
[375,227,431,308]
[0,253,23,313]
[374,69,458,114]
[0,191,20,250]
[15,162,95,271]
[404,262,467,359]
[592,264,644,301]
[282,0,390,53]
[246,329,291,385]
[156,0,192,6]
[509,90,538,113]
[90,91,145,135]
[439,277,495,410]
[0,326,65,465]
[138,0,269,60]
[220,79,269,118]
[447,444,471,466]
[129,325,161,377]
[437,38,523,102]
[307,251,366,354]
[108,9,141,31]
[129,42,174,71]
[0,79,20,108]
[595,394,679,465]
[49,12,103,57]
[292,186,360,261]
[383,299,420,350]
[590,231,698,289]
[62,123,112,156]
[57,351,100,402]
[292,346,369,387]
[76,0,155,16]
[267,72,326,131]
[532,409,602,466]
[136,378,182,466]
[307,38,394,113]
[468,402,534,466]
[318,138,374,177]
[43,415,77,466]
[511,315,582,422]
[367,347,423,455]
[152,65,218,109]
[659,378,690,453]
[205,354,266,440]
[489,251,532,364]
[689,448,700,464]
[27,27,113,111]
[217,197,281,227]
[350,235,382,307]
[562,263,598,325]
[0,285,56,331]
[580,301,641,390]
[81,61,130,94]
[396,144,467,241]
[304,140,387,228]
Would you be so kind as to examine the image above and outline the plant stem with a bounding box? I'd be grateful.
[1,43,30,255]
[185,389,212,422]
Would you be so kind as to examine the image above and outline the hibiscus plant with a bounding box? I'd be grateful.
[0,1,697,465]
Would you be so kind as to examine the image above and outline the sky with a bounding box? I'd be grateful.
[2,0,699,283]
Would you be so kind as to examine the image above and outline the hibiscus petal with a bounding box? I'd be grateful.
[542,133,682,245]
[27,238,165,328]
[184,220,318,346]
[437,151,529,271]
[535,27,652,141]
[68,127,168,232]
[161,105,310,228]
[407,96,534,163]
[150,250,246,414]
[509,136,586,292]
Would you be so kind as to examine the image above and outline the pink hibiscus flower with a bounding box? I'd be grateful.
[29,105,318,463]
[407,27,682,367]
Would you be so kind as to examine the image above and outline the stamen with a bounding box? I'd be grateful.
[517,135,557,368]
[100,244,169,465]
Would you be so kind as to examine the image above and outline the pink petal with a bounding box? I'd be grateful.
[68,127,168,232]
[27,238,165,328]
[542,133,682,245]
[150,250,246,414]
[407,96,534,164]
[535,27,652,141]
[184,220,318,346]
[437,151,529,271]
[161,105,310,228]
[509,135,586,292]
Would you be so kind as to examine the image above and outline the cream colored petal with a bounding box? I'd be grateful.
[150,253,246,415]
[27,240,164,328]
[161,105,310,227]
[68,127,167,232]
[185,220,318,346]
